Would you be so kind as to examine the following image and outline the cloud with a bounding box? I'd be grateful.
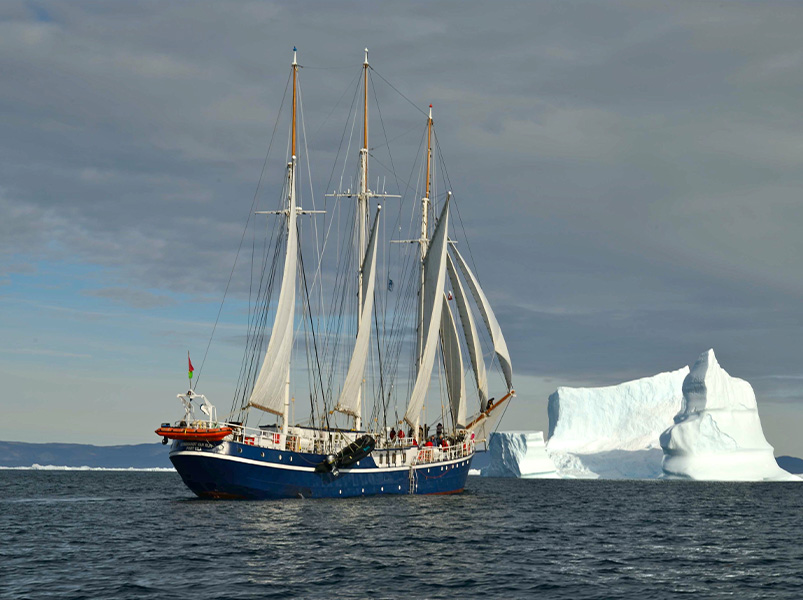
[2,0,803,398]
[82,287,176,309]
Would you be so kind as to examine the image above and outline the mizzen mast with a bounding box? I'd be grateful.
[247,47,302,435]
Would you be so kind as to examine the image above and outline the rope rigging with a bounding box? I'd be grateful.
[204,56,509,438]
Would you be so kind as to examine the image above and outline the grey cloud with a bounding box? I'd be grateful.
[2,0,803,402]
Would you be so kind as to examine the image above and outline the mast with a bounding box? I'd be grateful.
[283,46,299,437]
[355,48,370,431]
[247,48,301,434]
[413,105,433,438]
[417,105,433,370]
[326,50,398,431]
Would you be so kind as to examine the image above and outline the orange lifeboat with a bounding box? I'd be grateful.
[156,424,233,442]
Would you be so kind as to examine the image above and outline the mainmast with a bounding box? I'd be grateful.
[327,50,398,432]
[355,48,370,431]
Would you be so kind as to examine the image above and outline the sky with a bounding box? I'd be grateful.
[2,1,803,455]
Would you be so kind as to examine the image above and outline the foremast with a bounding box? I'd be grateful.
[413,105,434,437]
[402,105,515,439]
[403,105,452,433]
[416,105,434,370]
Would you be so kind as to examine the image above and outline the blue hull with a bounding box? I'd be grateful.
[169,440,474,499]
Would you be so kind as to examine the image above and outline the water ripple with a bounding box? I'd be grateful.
[1,472,802,599]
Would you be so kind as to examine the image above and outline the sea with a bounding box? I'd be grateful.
[1,471,801,599]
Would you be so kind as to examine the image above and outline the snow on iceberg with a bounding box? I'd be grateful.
[660,349,798,481]
[481,431,560,478]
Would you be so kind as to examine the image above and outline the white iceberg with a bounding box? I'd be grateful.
[547,367,689,453]
[660,349,798,481]
[481,431,560,478]
[546,367,688,478]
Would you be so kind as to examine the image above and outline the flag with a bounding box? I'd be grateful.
[447,290,453,301]
[188,352,194,380]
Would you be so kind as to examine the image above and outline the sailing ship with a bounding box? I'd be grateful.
[157,49,515,499]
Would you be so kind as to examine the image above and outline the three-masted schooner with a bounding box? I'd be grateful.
[157,49,515,499]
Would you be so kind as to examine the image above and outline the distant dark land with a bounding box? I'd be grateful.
[775,455,803,474]
[0,441,800,474]
[0,441,172,469]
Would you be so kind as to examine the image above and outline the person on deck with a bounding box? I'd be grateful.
[390,428,396,443]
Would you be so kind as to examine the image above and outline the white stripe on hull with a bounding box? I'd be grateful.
[169,448,473,474]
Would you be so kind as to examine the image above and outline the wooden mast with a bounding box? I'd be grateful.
[412,105,434,439]
[354,48,370,431]
[291,47,298,159]
[282,47,299,436]
[417,105,433,370]
[425,104,432,205]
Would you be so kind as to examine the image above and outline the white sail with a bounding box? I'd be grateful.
[335,207,381,417]
[248,161,298,414]
[440,293,467,427]
[452,246,513,391]
[446,253,488,407]
[405,198,450,426]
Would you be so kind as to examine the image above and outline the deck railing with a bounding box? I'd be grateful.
[413,439,475,465]
[220,422,474,465]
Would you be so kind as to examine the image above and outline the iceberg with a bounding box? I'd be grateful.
[547,367,689,453]
[481,431,560,478]
[660,349,798,481]
[546,367,688,478]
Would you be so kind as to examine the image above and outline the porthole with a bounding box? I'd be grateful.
[261,452,265,457]
[339,490,342,495]
[289,457,293,462]
[238,448,242,454]
[381,486,384,491]
[279,454,282,460]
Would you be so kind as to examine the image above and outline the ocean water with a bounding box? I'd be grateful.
[1,472,801,599]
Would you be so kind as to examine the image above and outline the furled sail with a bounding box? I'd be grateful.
[440,293,467,427]
[248,162,299,414]
[334,206,381,417]
[446,253,488,407]
[404,198,450,426]
[452,246,513,391]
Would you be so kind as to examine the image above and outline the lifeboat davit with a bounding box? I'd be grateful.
[155,424,233,442]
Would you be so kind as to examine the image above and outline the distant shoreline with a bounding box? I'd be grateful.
[0,440,172,469]
[0,465,175,472]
